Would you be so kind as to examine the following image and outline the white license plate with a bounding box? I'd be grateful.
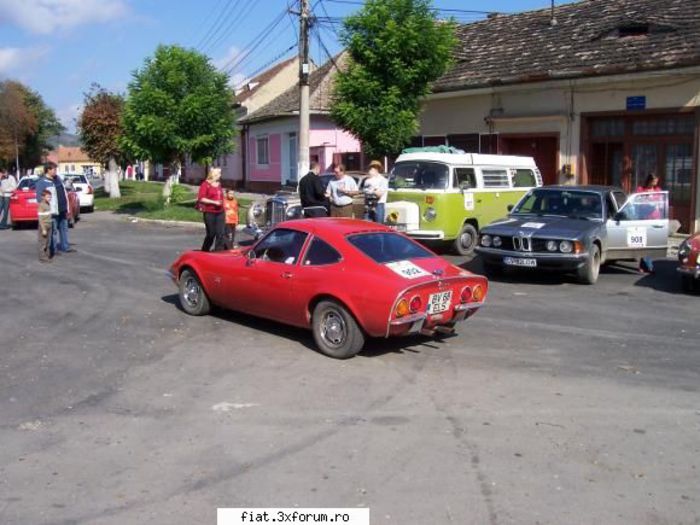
[504,257,537,268]
[427,291,452,314]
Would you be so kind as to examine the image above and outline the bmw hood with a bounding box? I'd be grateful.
[482,215,598,239]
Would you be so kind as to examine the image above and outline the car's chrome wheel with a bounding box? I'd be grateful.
[312,300,365,359]
[320,310,347,348]
[178,269,211,316]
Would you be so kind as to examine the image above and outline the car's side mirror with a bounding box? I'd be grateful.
[613,211,624,222]
[507,204,514,212]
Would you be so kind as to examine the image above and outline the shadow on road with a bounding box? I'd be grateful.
[160,293,451,359]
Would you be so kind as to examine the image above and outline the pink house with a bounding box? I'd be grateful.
[239,53,363,192]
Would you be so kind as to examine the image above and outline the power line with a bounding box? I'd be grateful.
[191,0,228,47]
[233,42,298,90]
[196,0,244,51]
[204,0,258,55]
[323,0,507,16]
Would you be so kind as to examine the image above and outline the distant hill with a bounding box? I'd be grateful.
[48,132,80,148]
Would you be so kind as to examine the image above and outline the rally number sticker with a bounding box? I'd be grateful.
[385,260,430,279]
[463,192,475,211]
[521,222,546,229]
[627,227,647,248]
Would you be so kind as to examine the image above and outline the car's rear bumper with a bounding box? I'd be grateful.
[387,302,483,337]
[476,247,589,270]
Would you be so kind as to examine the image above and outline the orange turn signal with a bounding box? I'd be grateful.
[396,299,410,318]
[472,284,485,302]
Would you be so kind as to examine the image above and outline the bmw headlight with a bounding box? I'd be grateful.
[481,234,492,247]
[559,240,573,253]
[423,207,437,222]
[493,236,502,248]
[252,203,263,218]
[546,240,558,252]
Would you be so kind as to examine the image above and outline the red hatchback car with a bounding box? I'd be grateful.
[169,219,488,358]
[9,176,80,229]
[678,232,700,293]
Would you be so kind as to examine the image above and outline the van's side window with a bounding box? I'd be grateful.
[481,169,509,188]
[454,168,476,190]
[512,169,537,188]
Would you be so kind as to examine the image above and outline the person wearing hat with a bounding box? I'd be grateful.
[363,160,388,223]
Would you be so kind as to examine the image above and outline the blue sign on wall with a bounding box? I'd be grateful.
[626,96,646,111]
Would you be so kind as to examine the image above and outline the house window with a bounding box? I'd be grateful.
[257,136,269,165]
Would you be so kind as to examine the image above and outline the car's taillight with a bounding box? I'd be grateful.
[460,286,473,303]
[472,284,485,302]
[409,296,422,313]
[395,299,410,318]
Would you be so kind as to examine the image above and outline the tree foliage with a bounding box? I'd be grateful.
[78,84,127,166]
[0,80,64,170]
[331,0,456,158]
[121,45,236,166]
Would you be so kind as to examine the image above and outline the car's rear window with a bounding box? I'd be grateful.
[347,232,433,264]
[68,175,88,184]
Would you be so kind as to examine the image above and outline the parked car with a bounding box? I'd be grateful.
[386,149,543,255]
[9,176,80,229]
[475,186,669,284]
[64,174,95,212]
[678,231,700,292]
[170,218,488,358]
[245,171,367,238]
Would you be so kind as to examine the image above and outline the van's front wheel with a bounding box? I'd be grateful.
[453,223,478,256]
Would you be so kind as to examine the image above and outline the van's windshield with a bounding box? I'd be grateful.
[389,161,449,190]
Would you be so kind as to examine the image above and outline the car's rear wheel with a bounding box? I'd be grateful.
[179,269,211,316]
[453,223,478,256]
[84,205,94,213]
[312,300,365,359]
[681,274,698,293]
[11,221,18,230]
[577,244,600,284]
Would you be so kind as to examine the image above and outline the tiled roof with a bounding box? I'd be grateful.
[234,56,297,105]
[433,0,700,93]
[57,146,93,163]
[240,52,348,123]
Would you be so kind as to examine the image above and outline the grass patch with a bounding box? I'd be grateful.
[95,180,249,223]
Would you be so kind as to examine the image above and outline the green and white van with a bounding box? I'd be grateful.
[386,151,543,255]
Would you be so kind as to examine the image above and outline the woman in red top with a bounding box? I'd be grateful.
[197,167,226,251]
[636,172,662,273]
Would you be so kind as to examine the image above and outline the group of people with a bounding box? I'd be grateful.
[35,162,75,262]
[298,160,388,222]
[196,167,239,252]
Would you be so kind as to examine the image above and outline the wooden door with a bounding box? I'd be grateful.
[501,136,559,185]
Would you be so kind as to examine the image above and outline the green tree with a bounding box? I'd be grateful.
[78,84,127,197]
[20,86,64,169]
[331,0,456,158]
[122,45,236,180]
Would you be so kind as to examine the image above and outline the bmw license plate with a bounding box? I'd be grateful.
[427,291,452,314]
[504,257,537,267]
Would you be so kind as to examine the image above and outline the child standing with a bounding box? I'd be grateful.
[223,189,239,249]
[37,189,53,263]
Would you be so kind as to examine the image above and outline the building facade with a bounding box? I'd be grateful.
[418,0,700,232]
[56,146,102,177]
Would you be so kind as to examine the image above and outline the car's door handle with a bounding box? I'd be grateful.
[281,272,293,279]
[652,225,664,229]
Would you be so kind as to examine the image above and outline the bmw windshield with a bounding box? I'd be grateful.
[389,161,449,190]
[513,189,603,220]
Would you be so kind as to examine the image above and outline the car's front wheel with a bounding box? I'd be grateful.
[577,244,600,284]
[681,274,698,293]
[312,300,365,359]
[453,223,478,256]
[179,269,211,316]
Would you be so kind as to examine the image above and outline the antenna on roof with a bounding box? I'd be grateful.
[550,0,558,26]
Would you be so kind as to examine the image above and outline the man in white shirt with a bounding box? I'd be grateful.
[363,160,388,223]
[326,164,358,218]
[0,169,18,230]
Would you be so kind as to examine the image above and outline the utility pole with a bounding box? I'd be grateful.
[298,0,311,181]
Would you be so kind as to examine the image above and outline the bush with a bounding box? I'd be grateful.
[169,184,193,205]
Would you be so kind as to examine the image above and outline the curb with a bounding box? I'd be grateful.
[124,216,246,231]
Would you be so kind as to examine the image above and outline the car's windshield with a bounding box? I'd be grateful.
[389,161,449,190]
[347,232,433,264]
[67,175,88,184]
[513,189,603,219]
[18,178,37,190]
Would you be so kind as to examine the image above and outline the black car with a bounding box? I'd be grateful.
[475,186,669,284]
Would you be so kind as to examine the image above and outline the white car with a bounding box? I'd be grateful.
[64,174,94,212]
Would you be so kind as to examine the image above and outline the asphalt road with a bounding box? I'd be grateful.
[0,213,698,525]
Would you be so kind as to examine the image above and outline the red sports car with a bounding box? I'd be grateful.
[678,231,700,293]
[169,219,488,358]
[9,176,80,229]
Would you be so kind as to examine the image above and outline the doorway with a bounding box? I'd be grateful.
[500,135,559,185]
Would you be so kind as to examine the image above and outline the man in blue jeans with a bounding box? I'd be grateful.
[36,162,74,254]
[0,168,17,229]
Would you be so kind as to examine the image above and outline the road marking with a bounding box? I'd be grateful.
[76,248,165,275]
[212,402,259,413]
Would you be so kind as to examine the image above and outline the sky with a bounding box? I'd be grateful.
[0,0,573,132]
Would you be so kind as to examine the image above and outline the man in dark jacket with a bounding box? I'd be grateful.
[298,161,328,218]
